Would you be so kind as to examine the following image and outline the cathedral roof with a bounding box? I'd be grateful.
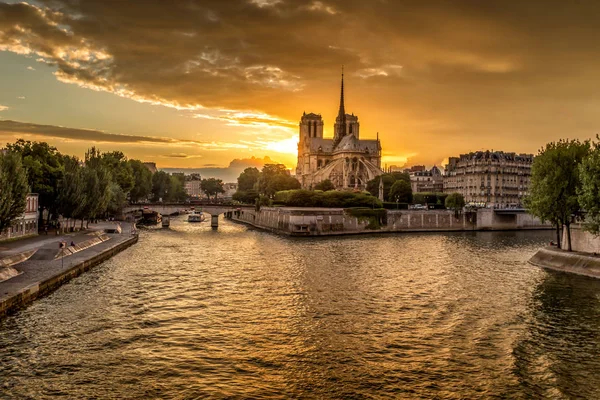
[333,136,380,153]
[308,138,334,152]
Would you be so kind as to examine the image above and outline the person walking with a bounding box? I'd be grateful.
[44,225,48,235]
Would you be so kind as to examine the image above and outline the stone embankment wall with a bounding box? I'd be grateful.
[0,234,138,318]
[227,207,549,236]
[562,224,600,253]
[529,247,600,279]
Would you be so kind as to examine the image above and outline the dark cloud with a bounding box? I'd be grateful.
[0,119,176,144]
[2,1,600,164]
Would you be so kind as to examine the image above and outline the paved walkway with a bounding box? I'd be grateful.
[0,221,130,257]
[0,222,137,316]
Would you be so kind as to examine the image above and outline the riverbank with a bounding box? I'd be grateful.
[0,225,138,318]
[226,207,550,236]
[529,247,600,279]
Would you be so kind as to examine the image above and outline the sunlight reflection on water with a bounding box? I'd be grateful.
[1,218,599,399]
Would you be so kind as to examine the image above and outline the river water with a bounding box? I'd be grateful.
[1,218,600,399]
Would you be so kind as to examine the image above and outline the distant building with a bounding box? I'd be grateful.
[444,150,533,208]
[221,183,238,199]
[0,194,39,240]
[143,162,157,174]
[183,173,202,198]
[296,71,383,190]
[410,166,443,193]
[185,180,202,198]
[406,165,426,173]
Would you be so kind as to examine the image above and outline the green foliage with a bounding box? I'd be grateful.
[314,179,335,191]
[101,151,134,193]
[7,139,64,220]
[79,147,113,220]
[237,167,260,191]
[578,139,600,234]
[344,208,387,230]
[200,178,225,200]
[366,172,410,201]
[57,156,84,221]
[413,192,446,205]
[151,171,171,202]
[525,138,591,250]
[272,189,382,208]
[232,189,259,204]
[258,164,300,197]
[128,159,153,202]
[235,163,299,200]
[0,151,29,233]
[445,192,465,216]
[389,180,413,204]
[382,202,409,210]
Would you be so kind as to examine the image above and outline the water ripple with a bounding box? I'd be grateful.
[2,219,600,398]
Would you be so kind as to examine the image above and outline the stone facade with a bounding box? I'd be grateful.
[0,194,39,241]
[184,180,202,198]
[296,72,383,190]
[410,166,443,193]
[444,151,533,208]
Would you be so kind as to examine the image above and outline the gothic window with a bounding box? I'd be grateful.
[349,124,353,134]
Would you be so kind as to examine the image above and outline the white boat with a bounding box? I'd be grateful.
[188,211,205,222]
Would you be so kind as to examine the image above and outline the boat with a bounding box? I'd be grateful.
[188,210,206,222]
[162,216,170,227]
[141,209,162,225]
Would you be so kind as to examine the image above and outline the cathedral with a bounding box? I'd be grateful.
[295,71,383,190]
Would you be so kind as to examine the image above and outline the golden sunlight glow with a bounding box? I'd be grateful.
[264,137,298,155]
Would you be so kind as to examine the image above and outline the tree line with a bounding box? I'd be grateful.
[526,138,600,251]
[233,164,301,204]
[0,139,187,232]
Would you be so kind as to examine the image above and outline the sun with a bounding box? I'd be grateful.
[265,137,298,155]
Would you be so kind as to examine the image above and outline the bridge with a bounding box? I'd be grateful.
[123,202,254,228]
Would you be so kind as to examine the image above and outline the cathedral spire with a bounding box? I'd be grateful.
[337,66,346,123]
[334,66,346,143]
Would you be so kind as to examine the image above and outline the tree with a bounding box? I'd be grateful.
[0,151,29,233]
[237,167,260,191]
[525,139,590,250]
[445,193,465,217]
[6,139,64,223]
[57,156,84,231]
[314,179,335,191]
[129,159,153,202]
[232,189,259,204]
[258,164,300,197]
[76,147,113,227]
[578,139,600,235]
[168,174,187,202]
[107,182,128,216]
[201,178,225,200]
[151,171,171,202]
[389,180,412,204]
[101,151,134,193]
[366,174,400,201]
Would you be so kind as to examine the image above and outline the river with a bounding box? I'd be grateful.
[1,218,599,399]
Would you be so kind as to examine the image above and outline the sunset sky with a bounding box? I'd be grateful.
[1,0,600,175]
